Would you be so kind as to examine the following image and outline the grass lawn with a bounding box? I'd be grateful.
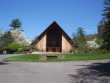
[3,53,110,62]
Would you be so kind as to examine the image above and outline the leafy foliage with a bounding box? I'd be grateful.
[97,19,105,39]
[85,34,98,41]
[0,31,14,53]
[101,20,110,50]
[0,19,31,54]
[103,0,110,19]
[23,45,37,51]
[73,27,87,53]
[9,19,22,29]
[0,28,2,36]
[95,38,103,47]
[6,42,23,52]
[97,0,110,51]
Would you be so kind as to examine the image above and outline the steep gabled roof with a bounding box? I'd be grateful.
[32,21,76,47]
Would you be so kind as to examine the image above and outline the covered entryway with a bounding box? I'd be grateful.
[46,27,62,52]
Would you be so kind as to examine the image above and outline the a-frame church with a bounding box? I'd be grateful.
[32,21,76,52]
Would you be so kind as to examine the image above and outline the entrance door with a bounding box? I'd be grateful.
[46,27,62,52]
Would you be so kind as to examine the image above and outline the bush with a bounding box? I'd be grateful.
[95,38,103,47]
[6,42,23,53]
[23,45,38,51]
[98,49,109,54]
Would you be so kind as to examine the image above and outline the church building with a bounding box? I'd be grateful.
[32,21,76,52]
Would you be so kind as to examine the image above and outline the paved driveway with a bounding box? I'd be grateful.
[0,60,110,83]
[0,54,23,61]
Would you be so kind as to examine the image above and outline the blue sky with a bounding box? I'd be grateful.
[0,0,104,40]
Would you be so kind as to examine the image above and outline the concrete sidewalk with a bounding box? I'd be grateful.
[31,51,74,54]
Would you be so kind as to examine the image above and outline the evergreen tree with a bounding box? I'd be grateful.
[0,31,14,53]
[9,19,22,29]
[72,27,87,52]
[101,0,110,50]
[103,0,110,19]
[97,0,110,50]
[102,19,110,50]
[0,28,2,36]
[76,27,86,44]
[97,19,105,39]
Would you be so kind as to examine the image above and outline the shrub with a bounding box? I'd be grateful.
[98,49,109,54]
[6,42,23,53]
[95,38,103,47]
[23,45,38,51]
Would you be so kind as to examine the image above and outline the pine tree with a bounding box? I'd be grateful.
[101,0,110,50]
[77,27,86,45]
[103,0,110,19]
[97,19,105,39]
[72,27,87,52]
[9,19,22,29]
[102,19,110,50]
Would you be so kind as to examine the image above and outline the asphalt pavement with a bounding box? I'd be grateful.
[0,54,23,61]
[0,59,110,83]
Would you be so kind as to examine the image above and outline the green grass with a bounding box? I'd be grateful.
[4,54,40,62]
[3,53,110,62]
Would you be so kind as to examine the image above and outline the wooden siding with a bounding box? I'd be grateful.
[35,35,46,52]
[62,35,72,52]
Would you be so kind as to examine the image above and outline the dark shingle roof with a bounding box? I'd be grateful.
[31,21,77,48]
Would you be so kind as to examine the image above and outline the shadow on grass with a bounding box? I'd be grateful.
[69,62,110,83]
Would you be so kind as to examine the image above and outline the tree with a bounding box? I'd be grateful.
[102,20,110,50]
[97,19,105,39]
[0,27,3,36]
[9,19,22,29]
[76,27,86,44]
[0,31,14,53]
[72,27,87,52]
[103,0,110,19]
[100,0,110,50]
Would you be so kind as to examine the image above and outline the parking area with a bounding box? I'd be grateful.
[0,57,110,83]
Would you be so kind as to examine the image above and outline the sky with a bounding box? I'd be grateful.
[0,0,104,40]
